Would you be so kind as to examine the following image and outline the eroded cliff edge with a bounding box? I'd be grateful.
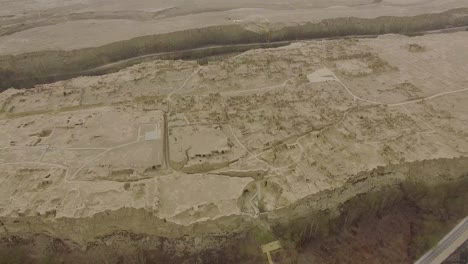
[0,157,466,263]
[1,31,467,263]
[1,8,468,90]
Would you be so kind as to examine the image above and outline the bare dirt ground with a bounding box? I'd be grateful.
[0,31,467,262]
[0,0,468,55]
[0,30,467,223]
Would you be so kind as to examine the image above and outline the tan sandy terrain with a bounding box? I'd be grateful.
[1,0,468,55]
[0,31,467,263]
[0,31,467,223]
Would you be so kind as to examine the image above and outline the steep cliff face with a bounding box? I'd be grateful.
[268,157,468,262]
[0,157,466,263]
[297,191,466,264]
[1,8,467,90]
[0,25,466,263]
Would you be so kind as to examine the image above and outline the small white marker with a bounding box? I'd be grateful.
[261,240,282,264]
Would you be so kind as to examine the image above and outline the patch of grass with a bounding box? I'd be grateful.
[37,255,61,264]
[0,247,32,264]
[411,218,454,258]
[237,226,277,259]
[251,227,276,245]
